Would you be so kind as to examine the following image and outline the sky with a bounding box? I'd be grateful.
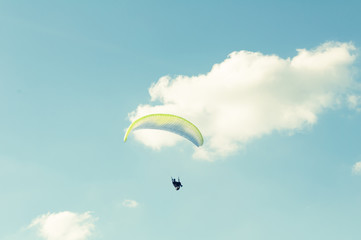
[1,1,361,240]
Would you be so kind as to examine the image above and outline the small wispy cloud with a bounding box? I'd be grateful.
[352,161,361,175]
[28,211,95,240]
[122,199,139,208]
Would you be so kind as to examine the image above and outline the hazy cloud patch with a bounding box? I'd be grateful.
[348,95,361,111]
[352,161,361,175]
[122,199,139,208]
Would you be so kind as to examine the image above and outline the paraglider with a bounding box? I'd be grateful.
[172,177,183,191]
[123,113,203,147]
[124,113,202,192]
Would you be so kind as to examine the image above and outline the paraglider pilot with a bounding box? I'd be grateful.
[172,177,183,191]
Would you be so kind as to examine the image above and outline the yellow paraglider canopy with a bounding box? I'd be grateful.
[124,113,203,147]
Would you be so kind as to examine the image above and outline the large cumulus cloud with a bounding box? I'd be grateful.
[128,42,358,160]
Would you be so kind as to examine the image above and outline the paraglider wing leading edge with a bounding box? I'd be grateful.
[124,114,203,147]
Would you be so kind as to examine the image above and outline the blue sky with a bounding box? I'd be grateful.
[1,1,361,240]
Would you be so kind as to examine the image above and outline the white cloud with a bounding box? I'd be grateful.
[122,199,138,208]
[128,42,358,160]
[348,95,361,111]
[28,211,95,240]
[352,161,361,175]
